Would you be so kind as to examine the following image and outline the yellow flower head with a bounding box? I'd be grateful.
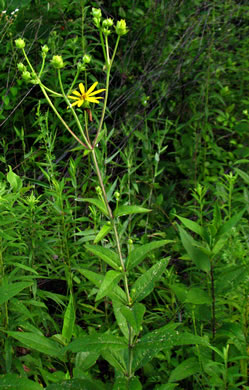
[68,82,106,108]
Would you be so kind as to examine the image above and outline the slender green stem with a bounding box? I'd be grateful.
[92,68,110,147]
[67,68,80,96]
[42,84,63,97]
[110,35,120,67]
[38,55,46,78]
[99,30,107,64]
[93,36,120,147]
[58,69,92,149]
[40,83,87,148]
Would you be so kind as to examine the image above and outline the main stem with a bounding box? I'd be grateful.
[91,149,130,301]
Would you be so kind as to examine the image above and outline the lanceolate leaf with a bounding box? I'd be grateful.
[132,324,208,372]
[178,225,210,272]
[127,240,173,270]
[131,257,170,303]
[85,244,120,270]
[96,270,123,301]
[62,293,75,343]
[176,215,204,237]
[7,332,63,358]
[77,268,127,304]
[94,223,112,244]
[113,301,129,340]
[121,303,146,334]
[79,198,108,216]
[46,378,107,390]
[114,205,151,217]
[65,334,128,354]
[113,377,142,390]
[169,357,200,382]
[101,349,127,374]
[0,282,33,305]
[0,374,41,390]
[216,208,246,238]
[235,167,249,185]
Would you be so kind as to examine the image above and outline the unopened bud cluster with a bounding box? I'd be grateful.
[91,7,127,37]
[51,55,64,69]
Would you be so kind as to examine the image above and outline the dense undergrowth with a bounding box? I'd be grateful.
[1,0,249,389]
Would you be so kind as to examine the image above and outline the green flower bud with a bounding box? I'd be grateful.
[30,77,39,85]
[51,55,64,69]
[128,239,133,245]
[96,186,102,195]
[93,17,101,28]
[102,27,111,36]
[114,191,120,200]
[92,7,102,19]
[22,71,31,81]
[83,54,91,64]
[41,45,49,54]
[115,19,128,36]
[102,18,113,28]
[15,38,25,49]
[17,63,26,72]
[77,62,86,71]
[107,221,111,226]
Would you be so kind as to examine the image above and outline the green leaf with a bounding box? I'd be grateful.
[79,198,108,216]
[132,323,179,371]
[46,378,107,390]
[132,324,208,372]
[96,270,123,301]
[62,294,75,343]
[216,209,246,238]
[7,332,63,358]
[0,374,41,390]
[186,287,211,304]
[113,377,142,390]
[235,167,249,185]
[113,301,129,340]
[114,205,151,217]
[75,351,100,372]
[85,244,120,270]
[121,303,145,334]
[0,282,33,305]
[169,357,200,382]
[101,349,127,374]
[178,225,210,272]
[65,334,128,354]
[127,240,172,270]
[131,257,169,303]
[176,215,204,237]
[94,223,112,244]
[154,385,178,390]
[7,166,22,192]
[77,268,127,304]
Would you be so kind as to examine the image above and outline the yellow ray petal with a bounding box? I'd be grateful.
[77,99,84,107]
[79,83,85,95]
[71,90,81,97]
[87,97,104,103]
[88,88,106,97]
[70,101,79,107]
[86,81,98,95]
[68,95,80,100]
